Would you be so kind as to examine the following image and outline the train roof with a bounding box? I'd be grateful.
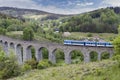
[64,40,112,43]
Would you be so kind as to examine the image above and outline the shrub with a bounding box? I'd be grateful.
[22,64,32,72]
[25,58,38,69]
[112,55,120,68]
[37,59,51,69]
[0,28,6,35]
[87,33,93,37]
[93,68,103,76]
[0,51,21,79]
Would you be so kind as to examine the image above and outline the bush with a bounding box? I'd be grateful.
[87,33,93,37]
[0,51,21,79]
[25,58,38,69]
[0,28,7,35]
[37,59,51,69]
[112,55,120,68]
[22,64,32,72]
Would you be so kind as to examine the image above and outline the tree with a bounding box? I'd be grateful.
[118,25,120,34]
[113,36,120,55]
[0,28,6,35]
[0,50,21,79]
[23,27,34,41]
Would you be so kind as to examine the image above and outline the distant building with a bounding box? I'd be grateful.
[54,28,59,32]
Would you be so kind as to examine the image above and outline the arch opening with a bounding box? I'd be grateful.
[101,52,110,60]
[70,50,84,64]
[26,45,36,60]
[38,47,49,60]
[16,44,23,64]
[4,41,9,55]
[9,42,15,52]
[90,51,98,62]
[52,48,65,63]
[0,40,3,49]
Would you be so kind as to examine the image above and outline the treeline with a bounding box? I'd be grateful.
[0,13,39,34]
[59,8,120,33]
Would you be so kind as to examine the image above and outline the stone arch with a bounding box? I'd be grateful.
[69,50,84,64]
[16,44,23,64]
[89,51,98,62]
[52,48,65,63]
[0,40,2,44]
[0,40,3,48]
[38,47,49,60]
[26,45,36,61]
[101,51,110,60]
[9,42,15,52]
[4,41,9,55]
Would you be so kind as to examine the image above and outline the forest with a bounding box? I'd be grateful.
[59,7,120,33]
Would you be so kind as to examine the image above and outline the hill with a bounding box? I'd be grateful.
[59,7,120,33]
[0,7,67,20]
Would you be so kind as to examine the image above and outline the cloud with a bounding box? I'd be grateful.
[0,0,96,14]
[102,0,120,7]
[76,2,94,7]
[0,0,119,14]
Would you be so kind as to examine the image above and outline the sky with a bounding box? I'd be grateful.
[0,0,120,14]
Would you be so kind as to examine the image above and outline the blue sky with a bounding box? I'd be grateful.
[0,0,120,14]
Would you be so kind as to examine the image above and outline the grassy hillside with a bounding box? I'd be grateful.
[0,7,67,20]
[8,60,118,80]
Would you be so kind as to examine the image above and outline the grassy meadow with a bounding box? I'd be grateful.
[8,60,119,80]
[70,32,117,42]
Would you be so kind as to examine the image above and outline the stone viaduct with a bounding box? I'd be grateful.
[0,35,114,64]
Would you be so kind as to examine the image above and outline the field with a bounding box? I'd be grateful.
[8,60,119,80]
[23,14,47,20]
[69,32,117,42]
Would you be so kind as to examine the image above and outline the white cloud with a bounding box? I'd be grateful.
[76,2,94,6]
[0,0,118,14]
[0,0,96,14]
[102,0,120,7]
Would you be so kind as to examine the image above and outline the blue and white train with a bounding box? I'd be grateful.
[64,40,113,47]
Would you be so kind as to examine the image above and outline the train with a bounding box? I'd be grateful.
[64,40,113,47]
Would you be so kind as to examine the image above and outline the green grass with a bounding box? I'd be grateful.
[23,14,47,20]
[6,31,23,39]
[7,31,23,35]
[8,60,118,80]
[85,65,120,80]
[70,32,117,42]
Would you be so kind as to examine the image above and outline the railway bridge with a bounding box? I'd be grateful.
[0,35,114,64]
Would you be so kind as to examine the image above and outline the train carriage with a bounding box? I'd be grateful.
[64,40,113,47]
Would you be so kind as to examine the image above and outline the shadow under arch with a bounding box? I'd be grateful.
[4,41,9,55]
[10,42,14,48]
[26,45,36,60]
[9,42,15,52]
[70,50,84,64]
[0,40,3,49]
[52,48,65,63]
[16,44,23,64]
[38,47,49,60]
[89,51,98,62]
[0,40,2,44]
[101,51,110,60]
